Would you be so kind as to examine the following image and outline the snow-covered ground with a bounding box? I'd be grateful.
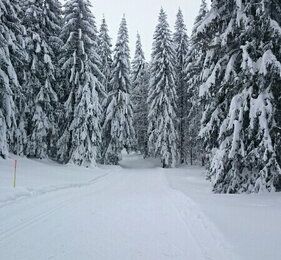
[0,154,280,260]
[0,155,108,208]
[166,167,281,260]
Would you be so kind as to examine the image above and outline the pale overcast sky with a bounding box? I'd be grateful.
[89,0,211,60]
[90,0,210,59]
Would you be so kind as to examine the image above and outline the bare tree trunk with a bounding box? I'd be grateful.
[202,155,205,167]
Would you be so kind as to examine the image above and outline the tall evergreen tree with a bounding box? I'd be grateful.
[184,0,208,165]
[199,0,281,193]
[43,0,63,158]
[147,9,178,168]
[173,8,189,164]
[102,16,136,165]
[272,1,281,191]
[57,0,103,166]
[98,16,113,94]
[21,0,62,158]
[44,0,63,57]
[131,33,149,156]
[0,0,25,158]
[192,0,208,36]
[96,16,113,163]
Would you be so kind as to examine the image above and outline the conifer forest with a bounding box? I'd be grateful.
[2,0,280,193]
[1,1,281,259]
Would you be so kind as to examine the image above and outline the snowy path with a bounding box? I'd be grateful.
[0,155,234,260]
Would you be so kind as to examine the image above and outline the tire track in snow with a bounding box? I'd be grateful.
[0,172,110,209]
[0,196,76,243]
[161,172,238,260]
[0,172,114,244]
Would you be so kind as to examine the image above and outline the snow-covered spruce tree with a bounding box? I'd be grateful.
[9,4,27,157]
[57,0,103,167]
[197,0,240,188]
[184,0,208,166]
[131,33,149,156]
[21,0,62,159]
[173,8,189,164]
[102,16,136,165]
[98,16,113,94]
[0,0,25,158]
[192,0,208,36]
[43,0,63,158]
[147,9,178,168]
[199,0,281,193]
[272,2,281,191]
[96,16,112,163]
[44,0,63,58]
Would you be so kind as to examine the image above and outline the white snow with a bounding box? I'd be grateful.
[0,155,107,207]
[270,19,281,36]
[167,167,281,260]
[0,154,280,260]
[196,8,218,35]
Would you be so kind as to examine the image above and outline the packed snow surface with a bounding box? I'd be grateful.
[0,154,280,260]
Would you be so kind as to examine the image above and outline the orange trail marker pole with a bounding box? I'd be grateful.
[13,160,17,188]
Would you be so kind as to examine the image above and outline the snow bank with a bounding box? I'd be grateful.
[0,156,109,207]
